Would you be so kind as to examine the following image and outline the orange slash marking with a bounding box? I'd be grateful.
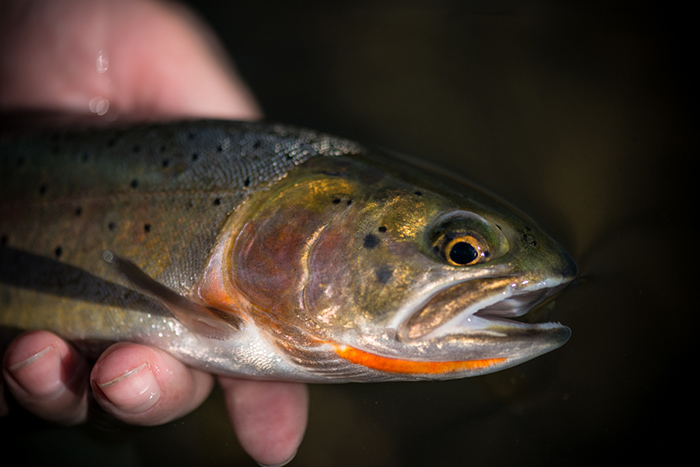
[334,345,506,374]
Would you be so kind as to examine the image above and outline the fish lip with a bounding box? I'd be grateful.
[397,276,571,342]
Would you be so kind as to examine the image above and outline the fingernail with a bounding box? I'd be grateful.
[94,363,161,413]
[257,450,297,467]
[5,346,63,398]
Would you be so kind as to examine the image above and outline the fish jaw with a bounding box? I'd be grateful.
[317,273,574,381]
[397,275,572,341]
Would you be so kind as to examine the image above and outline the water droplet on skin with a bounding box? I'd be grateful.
[96,50,109,73]
[89,96,109,116]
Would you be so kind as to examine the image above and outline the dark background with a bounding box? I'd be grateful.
[3,1,694,465]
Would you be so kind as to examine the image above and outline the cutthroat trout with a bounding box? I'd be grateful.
[0,121,576,382]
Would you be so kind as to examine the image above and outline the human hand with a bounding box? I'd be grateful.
[0,1,307,465]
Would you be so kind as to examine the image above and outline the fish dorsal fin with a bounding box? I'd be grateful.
[103,251,240,340]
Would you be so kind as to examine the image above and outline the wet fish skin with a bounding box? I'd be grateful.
[0,120,576,382]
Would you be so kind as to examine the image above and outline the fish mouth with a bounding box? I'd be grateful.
[397,277,571,342]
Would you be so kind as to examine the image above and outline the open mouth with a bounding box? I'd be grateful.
[397,278,569,342]
[475,288,553,321]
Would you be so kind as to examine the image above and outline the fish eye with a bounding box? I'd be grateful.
[440,234,485,266]
[427,211,505,266]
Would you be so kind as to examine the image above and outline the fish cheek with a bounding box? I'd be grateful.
[304,224,404,330]
[231,206,321,316]
[304,225,356,328]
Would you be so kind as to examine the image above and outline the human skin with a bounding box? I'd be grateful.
[0,1,308,466]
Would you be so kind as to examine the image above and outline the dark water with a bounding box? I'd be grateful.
[2,1,693,465]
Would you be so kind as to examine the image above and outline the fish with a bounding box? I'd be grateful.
[0,120,576,382]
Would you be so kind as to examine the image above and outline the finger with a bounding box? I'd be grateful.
[219,378,308,467]
[90,343,214,426]
[1,330,88,425]
[0,0,261,120]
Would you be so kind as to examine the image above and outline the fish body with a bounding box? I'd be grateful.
[0,121,576,382]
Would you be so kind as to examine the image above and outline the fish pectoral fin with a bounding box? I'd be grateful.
[103,250,241,340]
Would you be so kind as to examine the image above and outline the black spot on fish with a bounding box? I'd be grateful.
[347,200,352,206]
[75,207,82,217]
[363,234,380,249]
[244,177,251,187]
[414,191,423,196]
[496,224,502,231]
[192,153,199,161]
[378,226,387,233]
[187,132,196,140]
[130,179,139,189]
[54,246,63,258]
[108,222,116,231]
[162,159,170,168]
[217,144,223,152]
[375,266,393,284]
[252,140,261,149]
[159,145,167,153]
[144,224,151,233]
[39,184,47,196]
[214,198,222,206]
[332,198,341,204]
[132,145,141,153]
[1,234,8,247]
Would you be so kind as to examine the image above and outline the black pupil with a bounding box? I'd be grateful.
[449,242,478,265]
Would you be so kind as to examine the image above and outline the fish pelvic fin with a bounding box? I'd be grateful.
[103,250,241,340]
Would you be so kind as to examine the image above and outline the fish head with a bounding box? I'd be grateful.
[222,151,576,381]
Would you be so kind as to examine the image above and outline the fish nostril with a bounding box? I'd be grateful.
[522,233,537,247]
